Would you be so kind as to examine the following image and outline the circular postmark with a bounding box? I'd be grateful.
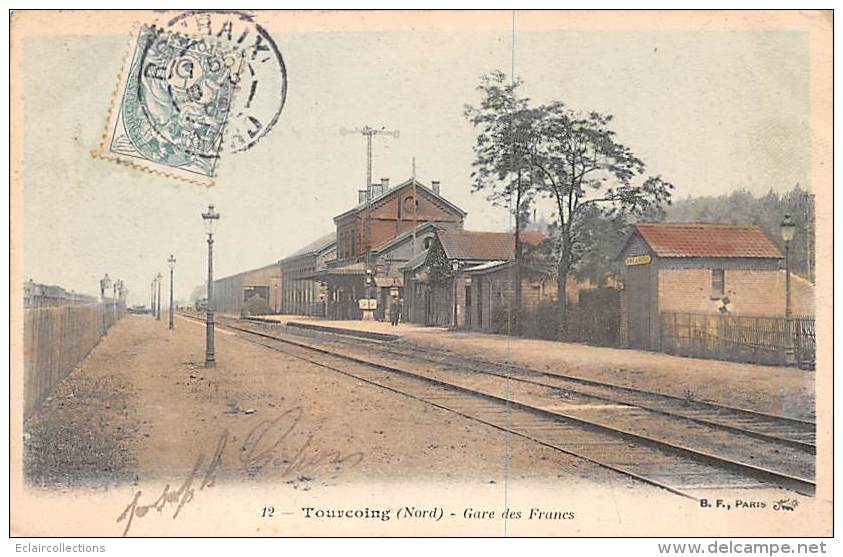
[164,10,288,154]
[131,27,240,170]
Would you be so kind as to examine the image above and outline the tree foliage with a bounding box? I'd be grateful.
[464,71,542,332]
[189,284,206,303]
[463,71,538,215]
[465,72,675,332]
[667,185,815,281]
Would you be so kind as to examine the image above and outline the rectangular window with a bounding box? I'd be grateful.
[711,269,725,298]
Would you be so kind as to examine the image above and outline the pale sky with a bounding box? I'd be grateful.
[18,12,811,305]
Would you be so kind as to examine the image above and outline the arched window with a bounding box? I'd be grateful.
[403,195,418,217]
[423,236,433,250]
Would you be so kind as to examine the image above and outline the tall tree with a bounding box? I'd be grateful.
[465,73,674,336]
[464,71,541,333]
[528,103,674,334]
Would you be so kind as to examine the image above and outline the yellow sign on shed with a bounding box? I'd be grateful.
[624,254,652,266]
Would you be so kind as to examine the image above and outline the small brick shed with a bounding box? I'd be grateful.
[619,223,787,350]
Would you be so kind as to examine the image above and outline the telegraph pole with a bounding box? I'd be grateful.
[411,157,417,258]
[339,125,399,311]
[340,125,400,194]
[156,273,162,320]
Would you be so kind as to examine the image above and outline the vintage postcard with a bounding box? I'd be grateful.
[9,9,833,539]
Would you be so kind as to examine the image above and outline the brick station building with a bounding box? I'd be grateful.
[619,222,815,350]
[210,177,464,320]
[307,177,466,320]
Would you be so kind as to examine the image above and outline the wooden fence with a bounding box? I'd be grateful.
[660,312,815,368]
[23,302,124,419]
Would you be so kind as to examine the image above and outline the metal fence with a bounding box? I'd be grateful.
[660,312,815,369]
[23,302,124,419]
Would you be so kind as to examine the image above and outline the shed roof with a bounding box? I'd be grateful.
[633,223,782,259]
[438,229,544,261]
[304,261,366,280]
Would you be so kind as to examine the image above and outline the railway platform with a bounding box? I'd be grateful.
[258,314,437,339]
[261,315,815,422]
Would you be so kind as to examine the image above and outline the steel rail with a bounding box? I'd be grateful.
[245,316,816,453]
[219,318,815,497]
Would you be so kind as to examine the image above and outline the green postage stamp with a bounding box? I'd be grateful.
[94,25,245,185]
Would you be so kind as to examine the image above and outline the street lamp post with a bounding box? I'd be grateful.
[100,273,112,302]
[112,279,119,319]
[156,273,162,320]
[168,254,176,330]
[780,214,796,364]
[115,279,123,317]
[100,273,112,335]
[150,280,155,315]
[202,204,220,368]
[111,279,123,321]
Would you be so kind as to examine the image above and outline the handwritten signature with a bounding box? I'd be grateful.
[773,498,799,512]
[117,407,364,536]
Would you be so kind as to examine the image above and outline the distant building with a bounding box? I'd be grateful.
[619,222,815,350]
[213,263,282,315]
[24,279,98,308]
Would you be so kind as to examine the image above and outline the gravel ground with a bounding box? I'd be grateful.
[22,315,641,491]
[403,331,815,421]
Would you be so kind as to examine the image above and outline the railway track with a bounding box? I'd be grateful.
[251,317,816,453]
[192,314,815,499]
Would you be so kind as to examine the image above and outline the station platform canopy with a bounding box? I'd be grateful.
[304,261,366,282]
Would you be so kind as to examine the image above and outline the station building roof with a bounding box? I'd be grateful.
[279,230,337,264]
[333,178,467,223]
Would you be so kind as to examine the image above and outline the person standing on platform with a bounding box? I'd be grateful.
[390,297,400,326]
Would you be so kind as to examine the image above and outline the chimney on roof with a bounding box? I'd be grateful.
[381,177,389,189]
[358,189,368,204]
[431,180,440,195]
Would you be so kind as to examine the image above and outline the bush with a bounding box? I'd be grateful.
[491,304,515,334]
[490,304,538,336]
[241,295,272,317]
[534,301,562,340]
